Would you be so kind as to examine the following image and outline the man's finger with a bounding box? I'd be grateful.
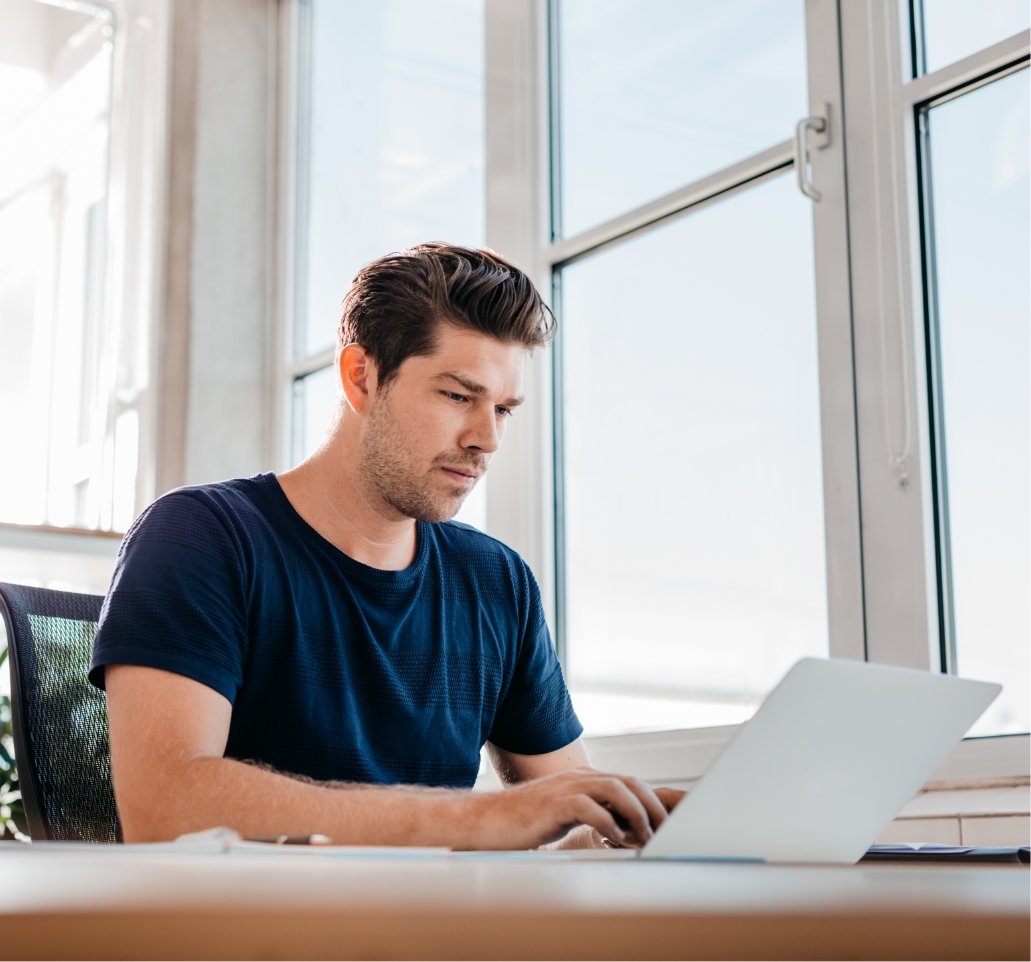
[561,793,627,846]
[580,776,653,846]
[618,775,669,830]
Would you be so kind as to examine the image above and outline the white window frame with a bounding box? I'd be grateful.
[905,34,1030,675]
[482,0,872,659]
[836,10,1030,675]
[484,0,1029,676]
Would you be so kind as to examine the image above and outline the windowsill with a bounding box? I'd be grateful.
[0,523,124,558]
[0,524,123,596]
[0,522,123,540]
[580,726,1030,785]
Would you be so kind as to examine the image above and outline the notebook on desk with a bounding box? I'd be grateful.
[861,844,1029,863]
[609,658,1001,864]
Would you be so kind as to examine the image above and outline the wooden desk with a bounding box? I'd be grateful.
[0,844,1026,960]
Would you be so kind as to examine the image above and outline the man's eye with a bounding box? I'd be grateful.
[496,406,513,418]
[444,391,468,403]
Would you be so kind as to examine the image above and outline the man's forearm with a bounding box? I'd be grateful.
[117,754,478,846]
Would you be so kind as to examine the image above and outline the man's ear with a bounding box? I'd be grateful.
[339,344,379,416]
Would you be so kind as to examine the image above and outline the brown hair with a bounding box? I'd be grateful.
[338,242,555,386]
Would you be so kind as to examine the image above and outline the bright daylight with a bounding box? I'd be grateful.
[0,1,1027,959]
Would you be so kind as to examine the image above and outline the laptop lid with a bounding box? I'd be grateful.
[642,657,1000,863]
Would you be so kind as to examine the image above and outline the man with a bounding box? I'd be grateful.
[91,243,680,848]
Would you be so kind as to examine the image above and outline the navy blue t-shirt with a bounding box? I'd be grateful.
[89,474,581,788]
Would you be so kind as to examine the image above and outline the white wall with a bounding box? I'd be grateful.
[183,0,275,485]
[158,0,277,493]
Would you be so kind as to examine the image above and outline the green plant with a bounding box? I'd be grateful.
[0,646,29,841]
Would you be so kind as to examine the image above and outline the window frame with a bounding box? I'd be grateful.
[274,0,309,473]
[912,45,1031,677]
[838,10,1029,675]
[539,0,865,668]
[485,1,1030,717]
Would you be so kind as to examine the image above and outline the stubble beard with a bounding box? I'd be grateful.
[361,393,487,524]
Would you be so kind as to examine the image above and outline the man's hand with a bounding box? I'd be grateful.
[484,742,686,849]
[462,767,670,850]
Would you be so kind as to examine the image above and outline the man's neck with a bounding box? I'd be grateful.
[276,435,417,572]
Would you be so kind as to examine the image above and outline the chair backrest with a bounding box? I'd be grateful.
[0,582,120,843]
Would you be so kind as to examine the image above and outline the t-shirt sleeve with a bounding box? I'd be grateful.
[487,564,583,755]
[88,492,250,704]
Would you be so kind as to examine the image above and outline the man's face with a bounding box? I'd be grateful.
[360,324,527,523]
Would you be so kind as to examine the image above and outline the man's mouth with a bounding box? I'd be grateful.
[440,466,480,486]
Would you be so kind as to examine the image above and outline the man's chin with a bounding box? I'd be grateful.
[421,481,474,524]
[391,493,467,525]
[432,496,470,524]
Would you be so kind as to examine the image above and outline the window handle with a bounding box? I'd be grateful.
[794,103,830,201]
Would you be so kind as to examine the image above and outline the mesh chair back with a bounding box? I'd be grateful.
[0,582,120,843]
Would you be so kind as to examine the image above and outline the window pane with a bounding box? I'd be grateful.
[0,1,115,528]
[920,0,1029,76]
[560,173,828,736]
[298,0,485,357]
[556,0,807,238]
[928,70,1030,735]
[292,366,339,465]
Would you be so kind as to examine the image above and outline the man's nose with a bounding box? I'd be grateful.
[462,407,501,454]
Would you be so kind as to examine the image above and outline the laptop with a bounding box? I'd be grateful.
[632,657,1000,864]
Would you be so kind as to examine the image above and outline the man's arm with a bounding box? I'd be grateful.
[106,665,670,848]
[486,738,592,782]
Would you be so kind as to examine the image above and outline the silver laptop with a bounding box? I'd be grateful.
[636,657,1000,864]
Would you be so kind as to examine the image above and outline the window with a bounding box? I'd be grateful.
[550,0,828,735]
[914,0,1029,75]
[0,0,167,541]
[0,0,168,599]
[557,175,828,734]
[919,65,1029,734]
[286,0,488,529]
[0,1,116,529]
[554,0,808,236]
[292,365,339,466]
[538,0,1030,736]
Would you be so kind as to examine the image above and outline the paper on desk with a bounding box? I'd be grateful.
[169,827,451,858]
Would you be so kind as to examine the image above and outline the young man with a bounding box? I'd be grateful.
[91,243,680,847]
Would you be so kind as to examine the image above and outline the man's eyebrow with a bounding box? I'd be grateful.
[434,372,525,407]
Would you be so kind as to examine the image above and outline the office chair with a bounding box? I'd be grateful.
[0,582,120,843]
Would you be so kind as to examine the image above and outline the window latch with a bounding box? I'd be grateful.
[794,103,831,201]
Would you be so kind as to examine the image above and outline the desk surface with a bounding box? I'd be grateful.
[0,844,1026,960]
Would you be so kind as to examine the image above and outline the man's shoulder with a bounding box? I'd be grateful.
[122,475,274,553]
[430,520,537,589]
[434,519,520,558]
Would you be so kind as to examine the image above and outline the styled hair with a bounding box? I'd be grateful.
[338,242,555,386]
